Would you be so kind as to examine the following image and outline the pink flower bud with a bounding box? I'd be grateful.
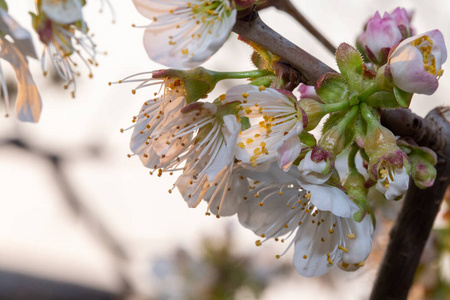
[390,7,413,38]
[365,12,403,65]
[388,30,447,95]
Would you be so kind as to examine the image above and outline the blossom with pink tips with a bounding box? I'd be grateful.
[388,29,447,95]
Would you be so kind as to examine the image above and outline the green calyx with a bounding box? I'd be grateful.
[215,101,241,124]
[157,67,273,104]
[320,106,359,156]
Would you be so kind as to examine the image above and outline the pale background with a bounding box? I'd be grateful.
[0,0,449,299]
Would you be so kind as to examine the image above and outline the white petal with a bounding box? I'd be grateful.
[298,151,331,184]
[0,9,37,58]
[297,178,359,218]
[238,187,304,238]
[207,170,249,216]
[341,216,374,265]
[383,166,409,200]
[142,5,236,68]
[278,136,302,171]
[41,0,83,24]
[132,0,180,19]
[293,212,343,277]
[0,39,41,122]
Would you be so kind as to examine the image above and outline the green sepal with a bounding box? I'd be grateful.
[336,43,364,92]
[184,78,211,103]
[29,12,39,31]
[240,116,251,131]
[215,101,241,124]
[315,73,349,104]
[393,86,413,108]
[0,0,8,11]
[322,109,348,134]
[359,148,370,164]
[354,115,367,148]
[249,75,274,87]
[251,51,271,70]
[365,91,399,109]
[343,170,370,222]
[299,131,316,148]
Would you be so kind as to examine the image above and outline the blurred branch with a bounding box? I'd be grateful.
[234,12,450,298]
[256,0,336,54]
[0,270,116,300]
[2,138,133,298]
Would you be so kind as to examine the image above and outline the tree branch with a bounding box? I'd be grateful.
[256,0,336,54]
[232,13,336,85]
[371,107,450,300]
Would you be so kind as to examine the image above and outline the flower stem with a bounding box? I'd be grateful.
[347,144,359,171]
[358,82,378,102]
[323,101,350,114]
[215,69,274,81]
[360,103,378,125]
[340,105,360,126]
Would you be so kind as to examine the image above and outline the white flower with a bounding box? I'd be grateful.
[375,164,409,200]
[34,1,97,97]
[238,172,374,277]
[175,113,243,216]
[132,0,236,69]
[125,75,188,170]
[0,8,41,122]
[223,84,307,170]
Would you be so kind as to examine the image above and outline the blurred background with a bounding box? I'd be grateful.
[0,0,449,299]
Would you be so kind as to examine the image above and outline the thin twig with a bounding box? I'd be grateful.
[257,0,336,54]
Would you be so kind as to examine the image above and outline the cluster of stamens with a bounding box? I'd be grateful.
[412,35,444,77]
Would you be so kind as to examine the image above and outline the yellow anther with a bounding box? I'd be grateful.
[253,148,262,155]
[305,192,311,199]
[246,138,254,144]
[278,191,284,196]
[329,228,334,234]
[242,92,249,98]
[258,85,266,91]
[238,142,245,148]
[284,224,289,228]
[245,107,252,114]
[338,246,348,253]
[219,94,226,101]
[261,234,265,238]
[341,263,349,269]
[181,48,189,55]
[347,233,355,239]
[275,255,280,259]
[298,221,303,226]
[303,255,307,259]
[255,240,262,246]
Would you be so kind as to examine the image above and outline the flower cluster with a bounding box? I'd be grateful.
[119,4,445,277]
[0,0,108,122]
